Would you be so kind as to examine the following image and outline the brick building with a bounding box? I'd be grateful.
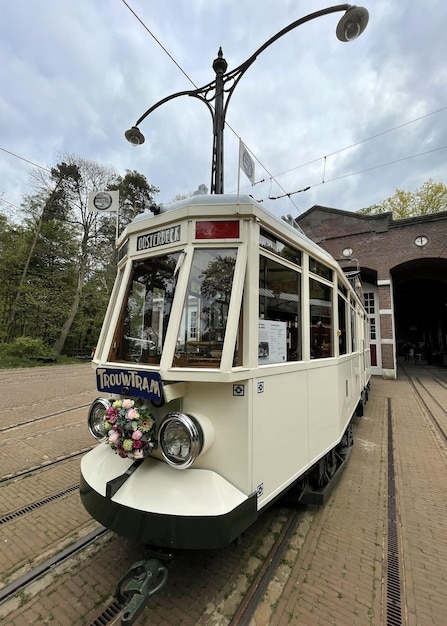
[296,206,447,378]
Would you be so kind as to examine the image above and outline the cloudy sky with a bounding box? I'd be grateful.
[1,0,446,222]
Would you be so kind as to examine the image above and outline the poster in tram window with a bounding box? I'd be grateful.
[258,320,287,364]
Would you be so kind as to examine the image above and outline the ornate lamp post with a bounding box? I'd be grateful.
[125,4,369,194]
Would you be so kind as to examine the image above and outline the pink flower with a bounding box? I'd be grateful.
[132,430,143,440]
[132,440,143,449]
[126,408,138,420]
[122,399,134,410]
[108,431,119,443]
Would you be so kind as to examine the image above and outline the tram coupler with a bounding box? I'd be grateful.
[116,559,169,625]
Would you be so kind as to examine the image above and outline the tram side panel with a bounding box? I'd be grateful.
[252,369,309,508]
[307,362,343,463]
[337,355,363,432]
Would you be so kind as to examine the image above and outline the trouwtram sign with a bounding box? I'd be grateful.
[96,368,163,402]
[137,225,181,251]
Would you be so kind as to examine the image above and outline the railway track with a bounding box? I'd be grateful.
[0,403,92,434]
[399,362,447,445]
[0,497,310,626]
[0,366,350,625]
[0,449,93,484]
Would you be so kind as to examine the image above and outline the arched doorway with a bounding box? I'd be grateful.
[392,259,447,365]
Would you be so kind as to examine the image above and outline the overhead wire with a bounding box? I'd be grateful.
[268,144,447,200]
[120,1,447,214]
[0,147,51,173]
[120,0,302,211]
[1,5,446,217]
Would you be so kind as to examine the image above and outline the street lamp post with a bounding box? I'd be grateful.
[125,4,369,195]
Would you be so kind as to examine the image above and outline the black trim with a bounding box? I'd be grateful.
[80,473,258,550]
[106,459,144,498]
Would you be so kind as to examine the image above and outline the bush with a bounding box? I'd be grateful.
[0,337,55,358]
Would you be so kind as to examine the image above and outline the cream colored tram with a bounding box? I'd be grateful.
[80,194,370,550]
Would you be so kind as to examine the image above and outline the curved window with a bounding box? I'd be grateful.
[174,248,237,367]
[110,252,181,364]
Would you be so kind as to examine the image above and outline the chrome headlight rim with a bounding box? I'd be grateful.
[87,398,111,441]
[158,412,203,470]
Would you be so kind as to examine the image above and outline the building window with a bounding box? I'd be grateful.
[190,310,197,340]
[364,292,375,314]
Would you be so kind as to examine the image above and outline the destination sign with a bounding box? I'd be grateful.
[96,368,163,402]
[137,225,181,251]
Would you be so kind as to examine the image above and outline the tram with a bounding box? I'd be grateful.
[80,193,370,551]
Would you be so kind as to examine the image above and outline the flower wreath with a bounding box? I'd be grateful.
[104,399,157,459]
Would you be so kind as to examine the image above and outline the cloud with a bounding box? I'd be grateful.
[1,0,447,221]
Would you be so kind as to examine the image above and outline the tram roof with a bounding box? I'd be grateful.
[132,193,333,261]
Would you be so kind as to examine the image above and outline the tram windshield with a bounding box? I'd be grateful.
[110,252,181,364]
[173,248,238,367]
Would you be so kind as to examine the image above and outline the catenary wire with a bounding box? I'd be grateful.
[120,1,447,212]
[1,3,446,215]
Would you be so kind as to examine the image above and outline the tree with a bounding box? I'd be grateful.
[110,169,160,231]
[358,179,447,219]
[1,156,160,354]
[0,216,29,340]
[47,156,121,354]
[4,165,80,342]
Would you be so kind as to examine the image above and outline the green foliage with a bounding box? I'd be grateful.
[0,155,159,356]
[0,336,55,358]
[358,179,447,219]
[110,169,160,229]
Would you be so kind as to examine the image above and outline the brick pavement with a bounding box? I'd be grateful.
[3,363,447,625]
[253,363,447,625]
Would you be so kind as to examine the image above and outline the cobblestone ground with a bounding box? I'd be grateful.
[251,366,447,626]
[2,363,447,625]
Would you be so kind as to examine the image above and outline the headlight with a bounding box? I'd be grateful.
[87,398,111,441]
[158,412,203,469]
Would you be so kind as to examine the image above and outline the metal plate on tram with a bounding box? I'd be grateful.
[96,367,163,402]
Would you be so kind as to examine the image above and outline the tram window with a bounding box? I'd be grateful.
[111,252,181,364]
[174,248,237,367]
[338,294,347,355]
[260,229,301,266]
[309,257,333,281]
[310,278,333,358]
[351,305,357,352]
[258,256,301,364]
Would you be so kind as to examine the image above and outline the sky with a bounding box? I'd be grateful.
[1,0,446,223]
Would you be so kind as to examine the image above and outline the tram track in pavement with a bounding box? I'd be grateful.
[399,362,447,446]
[86,503,309,626]
[0,441,354,625]
[385,362,447,626]
[0,494,310,626]
[0,448,93,484]
[0,527,109,609]
[0,403,92,434]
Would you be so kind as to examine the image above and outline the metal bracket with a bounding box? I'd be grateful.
[116,559,169,625]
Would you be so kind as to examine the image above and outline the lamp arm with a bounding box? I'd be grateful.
[222,4,351,116]
[134,88,215,127]
[133,4,351,128]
